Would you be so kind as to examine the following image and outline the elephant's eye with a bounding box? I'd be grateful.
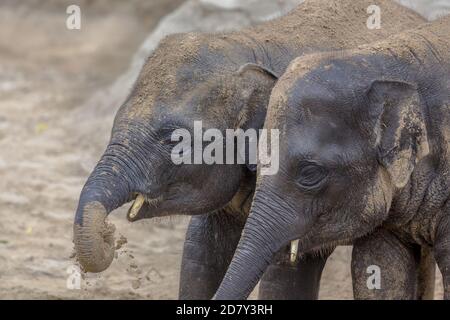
[297,162,328,190]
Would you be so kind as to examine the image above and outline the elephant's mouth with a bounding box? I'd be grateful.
[127,194,163,222]
[303,234,356,254]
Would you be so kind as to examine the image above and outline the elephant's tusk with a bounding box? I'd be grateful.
[128,194,145,219]
[290,239,299,264]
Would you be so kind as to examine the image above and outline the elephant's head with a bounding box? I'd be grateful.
[214,52,431,299]
[73,33,279,273]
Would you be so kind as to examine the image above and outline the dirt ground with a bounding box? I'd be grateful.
[0,0,444,299]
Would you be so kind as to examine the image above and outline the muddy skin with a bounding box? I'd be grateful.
[73,0,426,299]
[214,16,450,300]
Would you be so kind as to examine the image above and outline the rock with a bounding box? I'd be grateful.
[396,0,450,20]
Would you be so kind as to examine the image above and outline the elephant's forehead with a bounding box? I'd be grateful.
[123,54,227,121]
[267,79,348,130]
[122,87,199,123]
[283,117,364,162]
[294,120,352,145]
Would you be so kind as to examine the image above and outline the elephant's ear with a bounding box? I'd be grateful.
[368,80,429,189]
[237,63,280,80]
[234,64,279,170]
[233,63,280,129]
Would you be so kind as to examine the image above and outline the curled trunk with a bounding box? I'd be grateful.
[73,151,135,273]
[74,201,116,273]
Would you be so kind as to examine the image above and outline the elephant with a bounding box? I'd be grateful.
[214,15,450,300]
[72,0,427,299]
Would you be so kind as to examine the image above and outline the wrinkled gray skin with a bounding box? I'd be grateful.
[215,16,450,300]
[73,0,428,299]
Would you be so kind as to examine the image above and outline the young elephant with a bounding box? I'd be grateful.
[214,16,450,300]
[73,0,426,299]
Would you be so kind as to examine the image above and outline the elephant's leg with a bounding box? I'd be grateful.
[434,215,450,300]
[258,246,331,300]
[179,211,245,299]
[417,245,436,300]
[351,228,419,299]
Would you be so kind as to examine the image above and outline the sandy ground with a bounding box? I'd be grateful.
[0,0,445,299]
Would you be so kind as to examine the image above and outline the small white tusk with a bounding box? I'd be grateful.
[129,194,145,219]
[290,239,299,264]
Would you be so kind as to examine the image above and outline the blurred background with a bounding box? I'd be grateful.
[0,0,449,299]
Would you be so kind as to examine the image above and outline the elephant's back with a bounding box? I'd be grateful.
[229,0,425,53]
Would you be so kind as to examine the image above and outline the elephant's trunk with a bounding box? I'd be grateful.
[73,148,137,273]
[214,190,310,300]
